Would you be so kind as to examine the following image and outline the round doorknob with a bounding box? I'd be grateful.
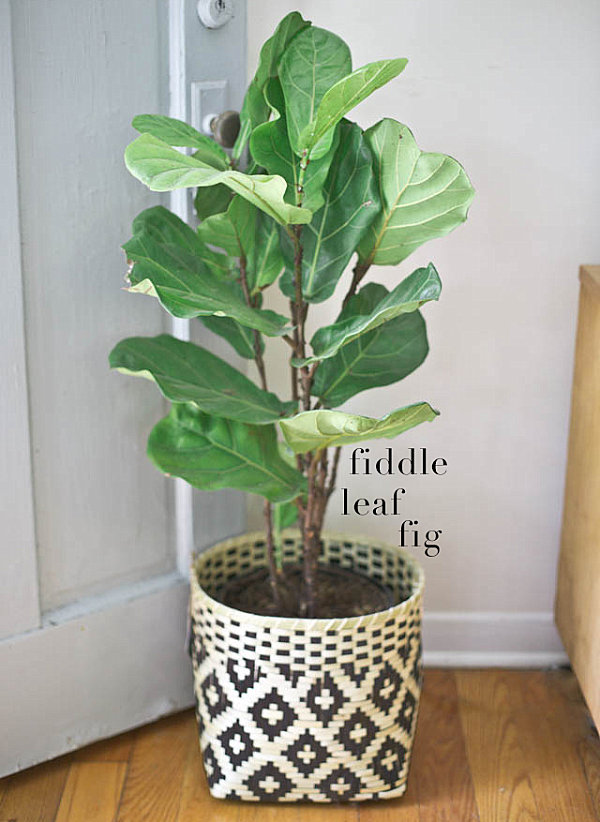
[208,110,241,149]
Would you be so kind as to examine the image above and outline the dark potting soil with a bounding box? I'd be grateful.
[215,563,399,618]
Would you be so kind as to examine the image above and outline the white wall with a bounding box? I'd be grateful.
[247,0,600,662]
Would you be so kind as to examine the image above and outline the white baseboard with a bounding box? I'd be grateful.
[422,610,569,668]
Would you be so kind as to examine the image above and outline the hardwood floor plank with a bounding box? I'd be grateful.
[516,670,598,821]
[544,668,600,816]
[296,801,358,821]
[238,801,301,822]
[456,669,540,821]
[72,731,135,763]
[0,755,71,822]
[579,737,600,819]
[116,711,196,822]
[410,669,479,822]
[358,776,419,822]
[177,722,240,822]
[1,670,598,822]
[54,762,127,822]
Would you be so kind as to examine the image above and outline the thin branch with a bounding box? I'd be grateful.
[239,254,282,607]
[327,446,342,498]
[264,500,282,611]
[341,259,371,310]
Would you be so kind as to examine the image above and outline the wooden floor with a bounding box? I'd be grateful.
[1,669,599,821]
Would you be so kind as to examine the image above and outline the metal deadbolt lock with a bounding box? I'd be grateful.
[197,0,234,29]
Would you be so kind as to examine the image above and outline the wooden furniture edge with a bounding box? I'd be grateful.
[579,265,600,298]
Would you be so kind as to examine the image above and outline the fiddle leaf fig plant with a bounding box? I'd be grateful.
[110,11,474,617]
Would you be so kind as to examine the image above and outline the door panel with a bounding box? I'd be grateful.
[0,0,247,775]
[11,0,173,610]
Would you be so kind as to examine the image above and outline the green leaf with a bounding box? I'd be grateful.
[148,403,305,503]
[279,26,351,158]
[109,334,295,424]
[280,121,380,303]
[197,196,256,257]
[358,119,475,266]
[248,210,285,292]
[124,232,289,336]
[279,403,439,454]
[132,114,230,169]
[194,183,231,221]
[302,263,441,364]
[199,314,262,360]
[233,11,311,159]
[198,196,283,295]
[298,59,408,159]
[250,78,340,214]
[311,284,429,406]
[125,133,311,226]
[132,205,235,278]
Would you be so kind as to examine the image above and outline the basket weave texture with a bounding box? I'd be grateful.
[189,531,424,803]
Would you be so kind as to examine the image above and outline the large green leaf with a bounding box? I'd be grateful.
[125,134,311,226]
[194,184,231,221]
[233,11,311,159]
[279,26,351,158]
[109,334,295,424]
[311,284,429,406]
[124,232,289,336]
[132,206,234,278]
[358,119,475,266]
[250,78,340,213]
[197,196,256,257]
[200,314,262,360]
[298,59,408,159]
[280,121,380,303]
[148,403,305,503]
[279,403,439,454]
[198,196,283,294]
[302,263,441,363]
[132,114,230,169]
[248,210,285,292]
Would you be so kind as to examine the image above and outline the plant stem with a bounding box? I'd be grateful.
[327,446,342,498]
[238,253,281,609]
[263,499,282,612]
[342,259,371,309]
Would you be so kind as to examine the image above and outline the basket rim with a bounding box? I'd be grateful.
[190,529,424,631]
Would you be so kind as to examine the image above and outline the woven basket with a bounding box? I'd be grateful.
[189,531,424,803]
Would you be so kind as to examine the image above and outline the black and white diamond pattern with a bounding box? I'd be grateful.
[251,687,297,741]
[190,534,424,802]
[227,657,259,694]
[286,730,328,776]
[306,671,344,724]
[373,735,408,786]
[200,674,231,720]
[246,763,294,801]
[219,719,255,768]
[338,708,378,757]
[318,765,363,801]
[396,687,418,734]
[341,661,369,687]
[372,661,402,713]
[202,742,223,788]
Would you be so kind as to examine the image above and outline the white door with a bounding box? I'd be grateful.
[0,0,246,776]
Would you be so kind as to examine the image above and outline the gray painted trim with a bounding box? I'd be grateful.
[0,0,41,640]
[0,575,193,777]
